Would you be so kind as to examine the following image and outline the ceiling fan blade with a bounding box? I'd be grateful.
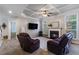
[48,12,53,14]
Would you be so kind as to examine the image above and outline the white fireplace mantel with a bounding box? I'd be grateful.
[48,29,61,38]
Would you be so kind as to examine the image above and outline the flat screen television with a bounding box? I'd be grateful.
[28,23,38,29]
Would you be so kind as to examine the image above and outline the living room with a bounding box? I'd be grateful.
[0,4,79,55]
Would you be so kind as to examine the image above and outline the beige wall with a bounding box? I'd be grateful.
[42,15,65,36]
[16,17,40,38]
[0,16,40,39]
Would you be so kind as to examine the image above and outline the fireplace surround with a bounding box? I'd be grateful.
[48,29,61,39]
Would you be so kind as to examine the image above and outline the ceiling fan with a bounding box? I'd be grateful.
[36,9,59,17]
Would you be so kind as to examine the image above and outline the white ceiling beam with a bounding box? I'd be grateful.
[58,4,71,9]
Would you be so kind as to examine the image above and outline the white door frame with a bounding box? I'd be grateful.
[8,20,17,40]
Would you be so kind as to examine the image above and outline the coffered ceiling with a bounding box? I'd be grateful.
[0,4,79,19]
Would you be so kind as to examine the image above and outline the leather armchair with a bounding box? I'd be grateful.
[47,32,73,55]
[17,33,40,53]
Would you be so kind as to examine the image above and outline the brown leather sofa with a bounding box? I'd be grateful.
[17,33,40,53]
[47,32,73,55]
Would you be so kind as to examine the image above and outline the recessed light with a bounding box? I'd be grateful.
[9,11,12,14]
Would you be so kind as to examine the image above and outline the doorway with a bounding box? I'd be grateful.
[10,21,16,39]
[11,22,16,39]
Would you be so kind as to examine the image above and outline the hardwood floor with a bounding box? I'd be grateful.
[72,40,79,44]
[0,37,79,55]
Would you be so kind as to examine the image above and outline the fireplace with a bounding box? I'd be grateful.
[50,31,59,39]
[48,29,61,39]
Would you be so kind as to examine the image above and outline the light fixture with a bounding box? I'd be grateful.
[42,14,47,17]
[40,9,48,17]
[9,11,12,14]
